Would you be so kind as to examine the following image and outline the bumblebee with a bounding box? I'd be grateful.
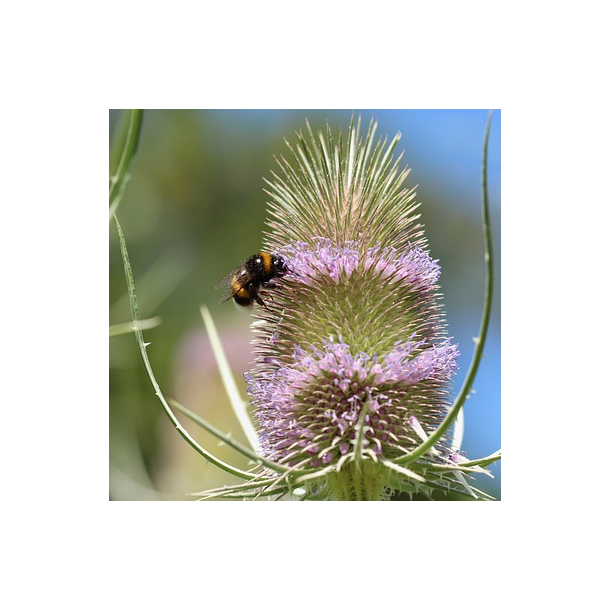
[217,252,289,308]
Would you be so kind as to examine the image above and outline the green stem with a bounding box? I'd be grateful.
[397,110,495,465]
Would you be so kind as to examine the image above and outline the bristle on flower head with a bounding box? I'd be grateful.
[263,117,424,254]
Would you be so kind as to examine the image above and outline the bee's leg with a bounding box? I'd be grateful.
[247,283,265,308]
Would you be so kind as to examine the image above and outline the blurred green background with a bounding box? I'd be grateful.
[109,109,501,500]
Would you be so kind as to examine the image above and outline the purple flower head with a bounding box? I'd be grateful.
[279,237,441,294]
[247,336,458,468]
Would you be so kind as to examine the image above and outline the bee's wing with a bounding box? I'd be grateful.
[216,266,248,302]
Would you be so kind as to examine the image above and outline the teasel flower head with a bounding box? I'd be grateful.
[244,117,489,500]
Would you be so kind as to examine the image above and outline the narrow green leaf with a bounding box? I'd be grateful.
[398,110,496,466]
[109,316,162,337]
[200,305,260,452]
[109,109,143,219]
[170,398,290,473]
[113,213,254,481]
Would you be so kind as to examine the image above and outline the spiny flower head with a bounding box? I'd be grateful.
[242,117,484,500]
